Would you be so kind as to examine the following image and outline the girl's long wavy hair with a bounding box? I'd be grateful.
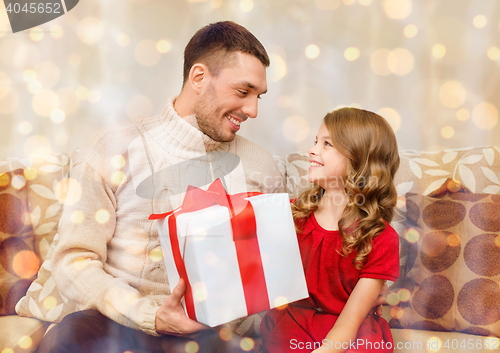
[292,107,400,269]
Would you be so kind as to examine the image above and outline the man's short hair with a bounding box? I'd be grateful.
[182,21,270,84]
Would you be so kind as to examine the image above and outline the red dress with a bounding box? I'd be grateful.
[260,214,399,353]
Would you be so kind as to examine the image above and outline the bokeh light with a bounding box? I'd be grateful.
[43,296,57,310]
[314,0,341,10]
[50,25,64,39]
[456,108,470,121]
[383,0,411,20]
[240,338,254,351]
[23,168,37,181]
[441,126,455,139]
[390,306,403,319]
[269,54,287,82]
[111,171,126,186]
[71,210,85,224]
[397,288,411,302]
[29,27,43,41]
[76,86,89,100]
[358,0,372,6]
[18,121,33,135]
[193,281,208,302]
[305,44,320,59]
[404,24,418,38]
[13,250,39,278]
[472,102,498,130]
[18,336,33,350]
[404,228,419,243]
[88,90,101,103]
[117,34,130,47]
[282,116,310,143]
[56,178,82,205]
[274,296,289,309]
[185,341,199,353]
[487,47,500,61]
[219,327,233,341]
[473,15,487,28]
[156,39,171,53]
[387,48,414,75]
[447,233,460,247]
[149,248,163,262]
[11,175,25,189]
[32,90,59,117]
[77,17,104,45]
[1,348,15,353]
[135,39,161,66]
[386,292,400,306]
[95,209,110,224]
[439,81,466,109]
[344,47,360,61]
[377,107,401,132]
[240,0,254,12]
[343,0,355,5]
[111,154,126,169]
[432,44,446,58]
[210,0,223,9]
[427,337,442,353]
[51,109,66,123]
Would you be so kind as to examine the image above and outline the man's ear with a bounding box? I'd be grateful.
[188,63,209,95]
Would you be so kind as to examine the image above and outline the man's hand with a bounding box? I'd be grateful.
[155,278,209,335]
[372,281,388,316]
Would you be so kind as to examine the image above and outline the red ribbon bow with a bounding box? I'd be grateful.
[149,179,271,322]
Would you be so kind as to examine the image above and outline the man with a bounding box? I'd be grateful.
[35,21,284,353]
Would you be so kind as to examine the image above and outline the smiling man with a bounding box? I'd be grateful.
[33,22,285,353]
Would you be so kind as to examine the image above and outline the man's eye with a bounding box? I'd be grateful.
[238,90,248,95]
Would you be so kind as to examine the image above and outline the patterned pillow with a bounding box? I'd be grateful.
[0,154,70,316]
[13,154,80,323]
[389,183,500,336]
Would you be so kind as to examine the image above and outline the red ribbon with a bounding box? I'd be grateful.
[149,179,271,321]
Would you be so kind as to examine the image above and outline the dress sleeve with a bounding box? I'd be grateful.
[359,223,400,282]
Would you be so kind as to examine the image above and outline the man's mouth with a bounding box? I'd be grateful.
[226,114,242,126]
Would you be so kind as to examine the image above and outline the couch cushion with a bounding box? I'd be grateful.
[0,315,49,352]
[389,181,500,336]
[0,154,70,316]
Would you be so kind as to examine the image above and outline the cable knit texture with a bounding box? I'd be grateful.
[51,97,285,336]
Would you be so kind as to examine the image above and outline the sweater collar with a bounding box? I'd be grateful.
[159,96,223,152]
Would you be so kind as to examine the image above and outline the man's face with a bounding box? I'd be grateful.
[192,52,268,142]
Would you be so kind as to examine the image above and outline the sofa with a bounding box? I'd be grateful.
[1,146,499,352]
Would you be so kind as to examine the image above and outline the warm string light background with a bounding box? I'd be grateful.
[0,0,499,159]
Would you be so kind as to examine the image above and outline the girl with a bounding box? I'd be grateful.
[261,107,400,353]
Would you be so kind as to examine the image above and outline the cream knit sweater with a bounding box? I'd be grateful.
[52,97,285,336]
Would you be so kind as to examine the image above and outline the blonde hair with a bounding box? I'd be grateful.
[292,107,400,269]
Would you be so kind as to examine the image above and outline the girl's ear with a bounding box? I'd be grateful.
[188,63,209,95]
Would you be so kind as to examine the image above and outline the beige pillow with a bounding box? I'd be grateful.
[1,154,76,322]
[389,187,500,336]
[0,154,70,316]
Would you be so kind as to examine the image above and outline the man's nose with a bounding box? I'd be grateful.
[243,97,258,119]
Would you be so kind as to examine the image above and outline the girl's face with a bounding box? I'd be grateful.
[308,123,348,191]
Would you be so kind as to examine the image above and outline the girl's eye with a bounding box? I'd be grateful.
[325,141,332,146]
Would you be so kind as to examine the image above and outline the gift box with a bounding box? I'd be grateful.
[150,179,308,327]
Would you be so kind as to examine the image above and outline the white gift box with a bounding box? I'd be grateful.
[154,186,308,327]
